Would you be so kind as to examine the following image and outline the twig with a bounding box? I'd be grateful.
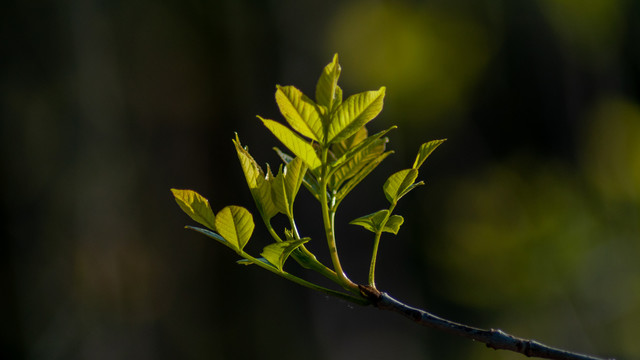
[359,286,614,360]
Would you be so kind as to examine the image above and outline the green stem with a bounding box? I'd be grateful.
[368,201,397,288]
[320,148,358,293]
[288,216,340,282]
[239,250,368,305]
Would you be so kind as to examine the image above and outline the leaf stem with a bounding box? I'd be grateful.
[368,201,397,288]
[320,147,358,292]
[288,216,340,282]
[240,251,368,305]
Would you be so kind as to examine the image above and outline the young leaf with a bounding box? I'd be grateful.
[233,135,278,220]
[259,116,322,170]
[276,85,324,143]
[214,206,254,251]
[329,137,387,191]
[330,126,396,169]
[283,157,307,213]
[384,215,405,234]
[261,238,310,272]
[383,169,420,204]
[271,165,290,216]
[327,87,386,144]
[274,147,323,201]
[413,139,446,170]
[171,189,217,230]
[335,151,393,205]
[349,210,405,235]
[316,53,342,113]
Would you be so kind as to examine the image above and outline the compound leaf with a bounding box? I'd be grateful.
[260,117,322,170]
[171,189,217,230]
[328,87,386,144]
[383,169,420,204]
[413,139,446,170]
[214,206,254,251]
[261,238,310,272]
[276,85,324,142]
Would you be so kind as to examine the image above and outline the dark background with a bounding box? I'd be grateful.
[2,0,639,359]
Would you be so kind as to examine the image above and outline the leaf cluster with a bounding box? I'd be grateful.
[172,54,445,301]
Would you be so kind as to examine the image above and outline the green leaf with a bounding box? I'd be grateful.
[349,210,405,235]
[315,54,342,114]
[330,126,396,169]
[329,137,387,191]
[283,157,307,213]
[330,126,368,159]
[214,206,254,251]
[185,226,228,246]
[383,169,421,204]
[259,117,322,170]
[327,87,386,143]
[276,85,324,142]
[384,215,405,234]
[335,151,393,205]
[261,238,310,272]
[413,139,446,170]
[171,189,217,230]
[274,147,323,201]
[232,135,278,220]
[271,165,289,216]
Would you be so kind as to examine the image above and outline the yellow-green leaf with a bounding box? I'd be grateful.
[315,53,342,113]
[233,135,278,220]
[214,206,254,251]
[349,210,405,235]
[259,116,322,170]
[328,87,386,144]
[383,169,421,204]
[171,189,216,230]
[413,139,446,170]
[276,85,324,142]
[261,238,309,272]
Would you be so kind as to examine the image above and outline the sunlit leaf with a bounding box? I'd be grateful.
[233,135,278,220]
[413,139,446,170]
[283,157,307,213]
[335,151,393,205]
[171,189,216,230]
[383,169,421,204]
[316,53,342,114]
[327,87,386,143]
[331,126,368,159]
[271,165,289,216]
[384,215,405,234]
[274,147,323,201]
[260,117,322,170]
[331,126,396,169]
[261,238,310,272]
[329,137,387,191]
[276,85,324,142]
[350,210,405,235]
[214,206,254,251]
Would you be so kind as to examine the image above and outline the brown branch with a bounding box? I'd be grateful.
[359,286,614,360]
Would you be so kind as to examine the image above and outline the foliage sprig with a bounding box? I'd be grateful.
[171,54,613,360]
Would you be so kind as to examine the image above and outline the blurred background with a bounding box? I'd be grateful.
[2,0,639,359]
